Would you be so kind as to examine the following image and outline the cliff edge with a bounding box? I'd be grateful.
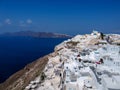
[0,31,120,90]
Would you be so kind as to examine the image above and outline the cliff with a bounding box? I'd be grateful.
[0,53,57,90]
[0,31,120,90]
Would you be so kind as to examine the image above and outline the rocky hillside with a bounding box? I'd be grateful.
[0,31,120,90]
[0,52,57,90]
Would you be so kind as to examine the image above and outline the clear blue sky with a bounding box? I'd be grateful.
[0,0,120,35]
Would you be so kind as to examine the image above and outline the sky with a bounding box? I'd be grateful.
[0,0,120,35]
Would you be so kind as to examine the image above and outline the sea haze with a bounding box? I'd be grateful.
[0,36,67,83]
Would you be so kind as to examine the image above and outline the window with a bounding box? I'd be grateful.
[69,87,75,90]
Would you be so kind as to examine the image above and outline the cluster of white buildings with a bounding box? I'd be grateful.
[60,31,120,90]
[25,31,120,90]
[62,36,120,90]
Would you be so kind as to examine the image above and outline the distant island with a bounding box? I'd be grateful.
[1,31,72,38]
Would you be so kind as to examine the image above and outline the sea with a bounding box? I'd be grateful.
[0,36,68,83]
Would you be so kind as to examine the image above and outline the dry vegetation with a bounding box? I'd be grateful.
[66,41,79,46]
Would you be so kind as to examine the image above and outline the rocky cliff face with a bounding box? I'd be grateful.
[0,53,57,90]
[0,31,120,90]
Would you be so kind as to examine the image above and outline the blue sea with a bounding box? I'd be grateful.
[0,36,67,83]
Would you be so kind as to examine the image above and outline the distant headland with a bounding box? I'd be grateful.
[1,31,72,38]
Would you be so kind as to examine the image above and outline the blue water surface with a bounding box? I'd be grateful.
[0,36,67,83]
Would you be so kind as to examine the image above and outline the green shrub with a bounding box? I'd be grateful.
[41,72,46,81]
